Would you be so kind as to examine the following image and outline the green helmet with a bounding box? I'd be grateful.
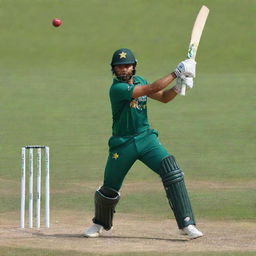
[111,48,137,67]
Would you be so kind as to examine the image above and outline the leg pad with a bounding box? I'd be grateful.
[160,155,195,229]
[92,186,120,230]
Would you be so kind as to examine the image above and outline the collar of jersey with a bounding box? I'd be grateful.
[113,76,140,85]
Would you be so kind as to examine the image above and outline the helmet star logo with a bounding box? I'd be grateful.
[119,52,127,59]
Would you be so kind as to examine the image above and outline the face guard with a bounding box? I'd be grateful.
[111,48,137,82]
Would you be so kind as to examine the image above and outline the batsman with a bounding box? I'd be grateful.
[84,48,203,239]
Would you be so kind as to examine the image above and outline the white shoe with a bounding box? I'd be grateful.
[83,224,103,238]
[180,225,203,239]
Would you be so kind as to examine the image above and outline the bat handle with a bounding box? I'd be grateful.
[180,83,186,96]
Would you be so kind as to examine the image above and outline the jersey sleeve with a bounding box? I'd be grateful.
[135,76,149,85]
[110,83,135,102]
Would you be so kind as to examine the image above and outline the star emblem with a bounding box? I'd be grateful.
[112,153,119,160]
[119,52,127,59]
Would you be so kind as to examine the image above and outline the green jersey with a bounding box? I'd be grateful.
[109,75,149,137]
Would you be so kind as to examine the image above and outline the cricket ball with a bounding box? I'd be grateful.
[52,18,62,27]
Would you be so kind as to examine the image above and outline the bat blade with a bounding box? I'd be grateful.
[180,5,209,95]
[188,5,209,60]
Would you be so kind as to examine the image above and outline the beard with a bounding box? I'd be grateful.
[112,66,136,82]
[116,73,133,82]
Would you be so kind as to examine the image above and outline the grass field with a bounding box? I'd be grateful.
[0,0,255,255]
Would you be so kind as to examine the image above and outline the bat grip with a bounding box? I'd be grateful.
[180,83,186,96]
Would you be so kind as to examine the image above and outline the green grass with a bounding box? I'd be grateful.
[119,187,256,220]
[0,0,255,255]
[0,0,255,184]
[1,180,255,221]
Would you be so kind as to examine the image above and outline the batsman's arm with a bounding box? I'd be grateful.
[148,87,178,103]
[132,72,176,99]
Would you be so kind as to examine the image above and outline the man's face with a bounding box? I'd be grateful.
[113,64,134,82]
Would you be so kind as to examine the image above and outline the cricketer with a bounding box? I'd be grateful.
[84,48,203,239]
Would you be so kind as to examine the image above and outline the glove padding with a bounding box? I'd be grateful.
[172,77,193,95]
[174,59,196,79]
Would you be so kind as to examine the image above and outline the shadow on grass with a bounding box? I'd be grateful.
[32,232,188,242]
[101,235,188,242]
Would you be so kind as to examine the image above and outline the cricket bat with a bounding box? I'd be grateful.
[180,5,210,96]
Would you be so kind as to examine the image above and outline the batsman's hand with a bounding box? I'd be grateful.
[174,59,196,79]
[172,77,194,94]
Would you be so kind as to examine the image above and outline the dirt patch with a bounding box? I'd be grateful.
[0,211,255,254]
[1,179,255,254]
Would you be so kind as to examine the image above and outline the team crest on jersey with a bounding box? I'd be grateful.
[112,153,119,160]
[130,96,147,110]
[130,100,139,109]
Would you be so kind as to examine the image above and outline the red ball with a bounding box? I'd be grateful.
[52,18,62,27]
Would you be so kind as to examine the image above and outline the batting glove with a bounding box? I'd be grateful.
[172,77,194,94]
[174,59,196,79]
